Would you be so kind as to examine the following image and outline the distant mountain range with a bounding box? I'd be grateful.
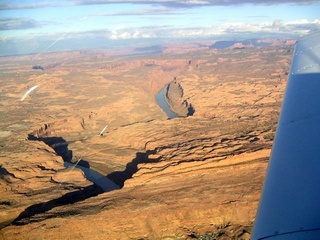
[132,38,296,56]
[0,37,296,58]
[210,39,296,49]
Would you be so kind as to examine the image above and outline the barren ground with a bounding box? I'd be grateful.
[0,43,293,239]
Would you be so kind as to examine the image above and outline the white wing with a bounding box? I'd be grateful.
[252,32,320,239]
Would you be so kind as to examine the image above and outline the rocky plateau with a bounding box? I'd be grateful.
[0,41,294,239]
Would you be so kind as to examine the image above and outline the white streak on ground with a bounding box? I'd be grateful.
[20,85,38,101]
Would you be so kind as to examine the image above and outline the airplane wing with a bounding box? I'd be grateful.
[252,32,320,239]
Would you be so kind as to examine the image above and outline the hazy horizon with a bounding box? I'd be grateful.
[1,0,319,56]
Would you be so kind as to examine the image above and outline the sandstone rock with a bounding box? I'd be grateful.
[0,44,293,239]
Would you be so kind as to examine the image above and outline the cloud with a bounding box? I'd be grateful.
[109,26,157,39]
[1,0,317,11]
[0,2,57,10]
[89,6,179,17]
[1,17,318,56]
[217,19,320,37]
[0,18,41,30]
[71,0,319,8]
[284,19,320,34]
[105,18,320,40]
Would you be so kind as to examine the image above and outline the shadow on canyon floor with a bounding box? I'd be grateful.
[27,134,161,189]
[187,103,195,116]
[28,135,73,162]
[107,150,160,188]
[12,184,103,226]
[12,134,162,226]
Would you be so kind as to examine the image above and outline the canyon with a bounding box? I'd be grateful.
[0,41,293,239]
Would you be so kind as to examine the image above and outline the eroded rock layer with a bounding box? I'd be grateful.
[0,43,293,239]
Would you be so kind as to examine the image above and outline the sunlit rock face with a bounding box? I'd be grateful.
[0,42,293,239]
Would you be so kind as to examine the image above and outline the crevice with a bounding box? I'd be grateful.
[28,135,72,162]
[0,165,24,182]
[107,150,159,188]
[9,133,117,227]
[36,164,56,171]
[17,126,268,226]
[27,133,119,192]
[0,201,12,206]
[11,184,103,226]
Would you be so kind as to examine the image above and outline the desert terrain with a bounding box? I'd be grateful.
[0,40,293,239]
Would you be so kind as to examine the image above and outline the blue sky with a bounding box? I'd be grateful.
[0,0,319,55]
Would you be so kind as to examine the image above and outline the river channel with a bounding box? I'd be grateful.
[155,85,178,118]
[31,85,178,193]
[64,85,178,192]
[64,162,120,192]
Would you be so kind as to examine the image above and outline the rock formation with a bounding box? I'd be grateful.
[164,79,195,117]
[0,42,293,239]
